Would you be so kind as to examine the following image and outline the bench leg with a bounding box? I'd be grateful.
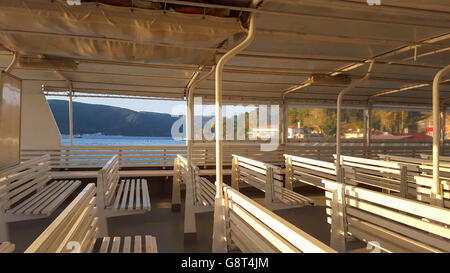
[97,215,109,238]
[184,208,197,243]
[330,189,347,253]
[0,221,9,242]
[172,178,181,212]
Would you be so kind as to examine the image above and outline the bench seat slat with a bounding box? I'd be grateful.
[22,181,70,215]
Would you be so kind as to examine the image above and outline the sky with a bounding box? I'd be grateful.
[45,96,259,117]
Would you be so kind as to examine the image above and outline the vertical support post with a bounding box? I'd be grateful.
[336,61,374,180]
[171,157,181,211]
[231,156,239,190]
[96,169,109,237]
[432,65,450,207]
[285,156,293,190]
[363,102,372,158]
[399,165,408,199]
[440,105,446,155]
[0,211,9,242]
[184,163,197,241]
[265,166,274,209]
[283,101,289,147]
[186,92,194,166]
[279,101,287,146]
[214,13,256,198]
[212,186,228,253]
[69,86,74,146]
[330,185,347,253]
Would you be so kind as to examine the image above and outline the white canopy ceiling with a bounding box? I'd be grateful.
[0,0,449,107]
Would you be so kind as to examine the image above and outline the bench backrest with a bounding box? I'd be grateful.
[232,155,314,208]
[412,175,450,208]
[378,154,450,208]
[175,155,215,206]
[420,153,450,163]
[0,154,51,211]
[338,155,409,197]
[216,185,335,253]
[378,154,430,166]
[284,154,336,190]
[97,155,120,207]
[25,183,98,253]
[232,154,283,204]
[324,180,450,252]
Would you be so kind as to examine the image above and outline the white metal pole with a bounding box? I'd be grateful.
[336,61,374,180]
[279,101,285,145]
[187,66,215,166]
[432,64,450,206]
[214,13,256,198]
[4,52,17,73]
[284,101,289,145]
[363,102,373,157]
[186,98,193,162]
[440,105,446,153]
[69,83,74,146]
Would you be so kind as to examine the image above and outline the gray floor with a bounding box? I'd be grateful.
[8,179,364,253]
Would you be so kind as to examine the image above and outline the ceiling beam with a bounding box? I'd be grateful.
[145,0,450,29]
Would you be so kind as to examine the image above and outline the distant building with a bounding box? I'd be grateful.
[288,122,305,139]
[248,125,279,139]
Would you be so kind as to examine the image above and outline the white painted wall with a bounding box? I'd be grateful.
[21,81,61,149]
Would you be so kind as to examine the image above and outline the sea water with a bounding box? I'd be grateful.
[61,135,185,146]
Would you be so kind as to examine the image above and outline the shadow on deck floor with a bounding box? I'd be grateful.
[9,183,364,253]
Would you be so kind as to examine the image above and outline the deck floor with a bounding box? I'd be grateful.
[8,181,364,253]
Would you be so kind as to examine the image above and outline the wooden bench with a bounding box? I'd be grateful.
[212,184,336,253]
[284,154,336,190]
[324,180,450,253]
[96,155,151,237]
[173,155,216,239]
[0,154,81,241]
[378,154,450,208]
[0,242,14,253]
[337,155,410,197]
[25,183,158,253]
[420,153,450,163]
[232,155,313,211]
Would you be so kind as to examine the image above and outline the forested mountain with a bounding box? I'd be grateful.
[48,100,182,136]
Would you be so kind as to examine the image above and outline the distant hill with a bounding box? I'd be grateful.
[48,100,182,137]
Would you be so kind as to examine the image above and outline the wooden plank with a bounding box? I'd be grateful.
[23,181,70,214]
[144,235,153,253]
[229,216,276,253]
[123,236,131,253]
[0,242,15,253]
[128,179,135,210]
[224,186,335,253]
[7,181,62,214]
[346,207,450,252]
[99,237,111,253]
[41,181,81,215]
[344,185,450,225]
[347,217,441,253]
[112,181,125,210]
[141,179,151,210]
[111,237,121,253]
[135,179,141,210]
[345,196,450,239]
[120,179,130,210]
[6,175,50,208]
[285,154,336,169]
[25,184,96,253]
[134,236,142,253]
